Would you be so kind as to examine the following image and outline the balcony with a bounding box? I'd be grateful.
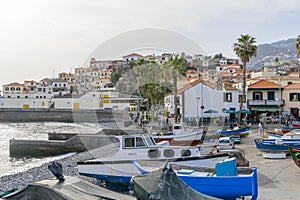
[247,99,285,106]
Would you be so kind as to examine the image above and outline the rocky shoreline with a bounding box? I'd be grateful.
[0,143,122,193]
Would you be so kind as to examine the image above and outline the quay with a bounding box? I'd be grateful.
[0,108,126,122]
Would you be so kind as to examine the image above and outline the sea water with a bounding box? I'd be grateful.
[0,122,106,176]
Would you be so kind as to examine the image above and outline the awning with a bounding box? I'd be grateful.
[250,107,283,112]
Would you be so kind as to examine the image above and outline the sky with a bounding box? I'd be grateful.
[0,0,299,87]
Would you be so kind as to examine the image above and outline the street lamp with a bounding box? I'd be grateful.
[195,97,200,126]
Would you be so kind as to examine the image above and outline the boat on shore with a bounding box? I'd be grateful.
[132,158,258,200]
[288,145,300,168]
[151,123,204,146]
[219,126,250,138]
[254,130,300,152]
[77,134,231,189]
[131,163,220,200]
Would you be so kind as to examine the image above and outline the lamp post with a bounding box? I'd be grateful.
[195,97,200,126]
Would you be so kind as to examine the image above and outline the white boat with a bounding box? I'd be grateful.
[77,134,230,189]
[151,123,204,146]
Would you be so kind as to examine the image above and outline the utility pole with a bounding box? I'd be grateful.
[195,97,200,126]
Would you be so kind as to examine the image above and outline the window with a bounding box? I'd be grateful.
[267,91,275,100]
[136,137,146,147]
[10,87,15,91]
[16,87,21,91]
[253,91,262,100]
[289,93,300,102]
[224,93,232,102]
[124,137,135,148]
[238,94,244,103]
[5,87,9,91]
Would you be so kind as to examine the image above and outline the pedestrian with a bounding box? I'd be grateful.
[258,122,263,135]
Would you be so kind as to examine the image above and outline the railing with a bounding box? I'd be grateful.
[247,99,285,106]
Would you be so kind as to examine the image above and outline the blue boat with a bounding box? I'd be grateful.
[133,158,258,200]
[254,138,300,153]
[220,127,250,138]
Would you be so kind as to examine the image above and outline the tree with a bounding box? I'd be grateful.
[166,55,187,123]
[296,35,300,77]
[233,34,257,123]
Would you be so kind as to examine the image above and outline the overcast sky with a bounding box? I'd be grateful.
[0,0,299,87]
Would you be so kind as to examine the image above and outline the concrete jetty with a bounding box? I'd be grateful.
[0,108,126,122]
[9,135,114,157]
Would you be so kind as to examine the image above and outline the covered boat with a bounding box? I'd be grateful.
[2,176,136,200]
[131,164,220,200]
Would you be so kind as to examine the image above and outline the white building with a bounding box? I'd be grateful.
[164,79,241,121]
[122,53,143,62]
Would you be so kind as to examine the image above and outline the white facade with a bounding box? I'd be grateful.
[0,98,51,109]
[53,98,100,110]
[164,81,241,120]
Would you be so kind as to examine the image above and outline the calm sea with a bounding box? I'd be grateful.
[0,122,105,176]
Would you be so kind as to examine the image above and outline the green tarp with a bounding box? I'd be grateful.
[131,165,220,200]
[250,107,283,112]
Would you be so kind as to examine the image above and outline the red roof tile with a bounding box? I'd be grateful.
[3,82,24,87]
[123,53,143,58]
[248,80,282,89]
[284,83,300,89]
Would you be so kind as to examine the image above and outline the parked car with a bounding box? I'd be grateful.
[217,137,235,152]
[229,136,241,144]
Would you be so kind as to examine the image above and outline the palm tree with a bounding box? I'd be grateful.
[166,54,187,123]
[295,35,300,77]
[233,34,257,123]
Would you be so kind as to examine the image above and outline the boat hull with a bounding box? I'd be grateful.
[254,138,300,153]
[289,146,300,168]
[152,131,203,146]
[178,168,258,199]
[77,155,230,188]
[220,127,250,138]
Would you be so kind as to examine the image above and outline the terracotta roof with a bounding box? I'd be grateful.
[248,80,282,89]
[284,83,300,89]
[24,80,37,83]
[123,53,143,58]
[177,79,216,94]
[3,82,24,87]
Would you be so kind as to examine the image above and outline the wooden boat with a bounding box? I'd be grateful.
[132,158,258,200]
[254,130,300,153]
[77,134,230,189]
[266,128,290,135]
[151,123,204,146]
[219,126,250,138]
[131,163,220,200]
[291,121,300,129]
[288,145,300,168]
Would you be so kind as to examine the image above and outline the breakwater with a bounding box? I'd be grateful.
[0,109,127,122]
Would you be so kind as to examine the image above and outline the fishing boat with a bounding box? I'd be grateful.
[132,158,258,200]
[219,126,250,138]
[288,145,300,168]
[151,123,204,146]
[291,120,300,129]
[131,163,220,200]
[77,134,230,189]
[254,130,300,152]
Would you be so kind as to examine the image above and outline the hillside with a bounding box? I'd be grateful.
[249,38,298,69]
